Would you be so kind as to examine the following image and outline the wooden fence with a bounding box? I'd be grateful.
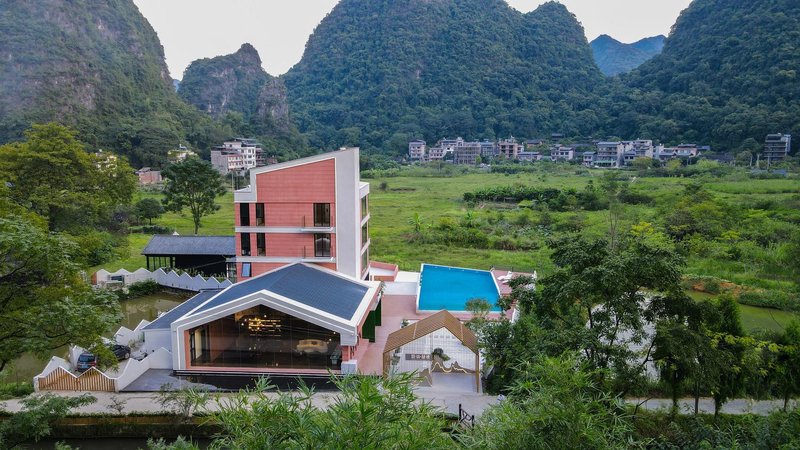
[37,367,115,392]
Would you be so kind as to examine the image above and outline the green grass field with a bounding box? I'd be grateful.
[98,168,799,333]
[95,191,235,272]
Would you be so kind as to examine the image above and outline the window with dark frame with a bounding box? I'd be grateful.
[256,233,266,256]
[361,196,368,218]
[255,203,265,226]
[313,203,331,227]
[241,233,251,256]
[361,223,368,245]
[314,233,331,257]
[239,203,250,226]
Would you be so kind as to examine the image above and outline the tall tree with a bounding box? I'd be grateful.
[161,158,226,234]
[136,198,165,225]
[0,123,136,232]
[514,223,686,395]
[0,216,120,374]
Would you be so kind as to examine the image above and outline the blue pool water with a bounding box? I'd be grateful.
[418,264,502,312]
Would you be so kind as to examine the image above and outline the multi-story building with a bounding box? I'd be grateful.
[438,137,465,150]
[764,134,792,164]
[408,140,427,162]
[233,147,370,281]
[454,142,482,165]
[211,138,265,174]
[211,149,247,175]
[656,144,699,161]
[427,146,448,161]
[550,145,575,161]
[582,152,595,167]
[594,142,626,168]
[498,137,523,159]
[630,140,655,159]
[479,141,497,159]
[517,151,542,162]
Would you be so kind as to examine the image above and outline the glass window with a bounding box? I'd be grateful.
[256,233,266,256]
[255,203,265,226]
[361,223,368,246]
[361,249,369,275]
[361,196,368,219]
[241,263,251,278]
[240,233,251,256]
[314,233,331,257]
[313,203,330,227]
[187,305,341,370]
[239,203,250,226]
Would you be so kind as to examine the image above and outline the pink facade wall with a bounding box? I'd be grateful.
[235,158,341,279]
[256,159,335,204]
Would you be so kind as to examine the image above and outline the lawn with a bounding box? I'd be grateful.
[687,290,798,333]
[95,191,235,272]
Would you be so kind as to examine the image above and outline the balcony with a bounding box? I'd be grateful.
[299,215,335,233]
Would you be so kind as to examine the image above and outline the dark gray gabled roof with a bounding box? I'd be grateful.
[186,263,370,321]
[142,235,236,256]
[142,289,223,330]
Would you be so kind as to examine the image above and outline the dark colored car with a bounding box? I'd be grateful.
[76,352,98,372]
[110,344,131,360]
[75,344,131,372]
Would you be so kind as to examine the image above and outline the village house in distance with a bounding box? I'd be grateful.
[409,136,709,168]
[210,138,277,175]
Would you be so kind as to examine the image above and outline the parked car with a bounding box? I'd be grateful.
[76,352,98,372]
[110,344,131,360]
[75,344,131,372]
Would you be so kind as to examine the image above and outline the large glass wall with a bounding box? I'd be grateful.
[188,305,342,370]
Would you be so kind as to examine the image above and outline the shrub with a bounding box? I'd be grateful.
[737,290,800,312]
[0,382,34,400]
[119,280,161,300]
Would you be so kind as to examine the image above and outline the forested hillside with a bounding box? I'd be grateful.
[591,35,665,76]
[612,0,800,151]
[0,0,230,168]
[179,44,310,159]
[283,0,606,154]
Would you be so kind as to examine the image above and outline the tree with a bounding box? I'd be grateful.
[0,123,136,232]
[774,320,800,411]
[161,158,226,234]
[136,198,165,225]
[463,354,640,450]
[515,224,686,396]
[201,374,452,449]
[0,393,96,449]
[0,216,120,374]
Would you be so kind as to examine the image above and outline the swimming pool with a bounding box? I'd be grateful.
[417,264,502,312]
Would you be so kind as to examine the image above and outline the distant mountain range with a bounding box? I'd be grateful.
[590,35,666,76]
[0,0,797,157]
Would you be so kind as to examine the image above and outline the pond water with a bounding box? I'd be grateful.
[2,292,188,382]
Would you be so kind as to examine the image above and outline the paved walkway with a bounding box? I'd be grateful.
[0,389,496,418]
[3,391,794,417]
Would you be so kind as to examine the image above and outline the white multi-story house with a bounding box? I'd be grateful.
[550,145,575,161]
[211,138,265,174]
[408,140,427,162]
[595,142,627,168]
[764,134,791,164]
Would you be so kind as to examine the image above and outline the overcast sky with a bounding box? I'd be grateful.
[133,0,693,79]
